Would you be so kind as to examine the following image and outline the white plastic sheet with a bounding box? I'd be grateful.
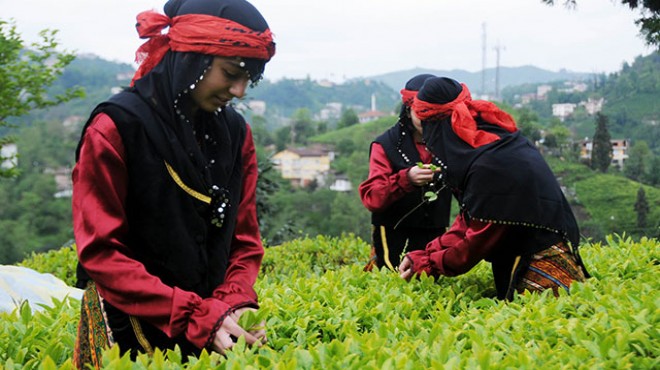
[0,265,82,312]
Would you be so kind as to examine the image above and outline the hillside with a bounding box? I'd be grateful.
[499,52,660,153]
[366,65,593,96]
[248,78,400,120]
[4,234,659,368]
[21,54,611,129]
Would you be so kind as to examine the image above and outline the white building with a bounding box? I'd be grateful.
[580,138,629,169]
[247,100,267,116]
[552,103,577,121]
[329,173,352,192]
[1,143,18,170]
[317,102,342,121]
[537,85,553,99]
[580,98,605,115]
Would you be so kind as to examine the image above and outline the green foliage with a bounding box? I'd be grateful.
[312,116,394,148]
[4,234,660,368]
[18,243,78,287]
[0,19,83,178]
[337,108,359,129]
[625,140,652,181]
[634,187,651,229]
[513,107,542,143]
[0,118,77,264]
[591,113,612,172]
[263,190,371,245]
[574,174,660,238]
[0,298,79,369]
[255,149,283,239]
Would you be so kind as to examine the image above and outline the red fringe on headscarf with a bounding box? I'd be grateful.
[400,88,417,107]
[412,83,517,148]
[131,11,276,86]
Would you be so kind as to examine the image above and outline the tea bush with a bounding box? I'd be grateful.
[2,233,658,369]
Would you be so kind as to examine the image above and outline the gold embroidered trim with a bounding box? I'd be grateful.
[129,316,154,356]
[506,255,522,298]
[164,161,211,204]
[380,226,395,271]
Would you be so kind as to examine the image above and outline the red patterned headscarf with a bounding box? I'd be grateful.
[400,73,435,107]
[413,78,517,148]
[400,88,417,107]
[131,11,275,86]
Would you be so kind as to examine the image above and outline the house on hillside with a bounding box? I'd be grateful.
[358,110,389,124]
[44,167,73,198]
[580,98,605,115]
[580,138,629,169]
[317,102,342,121]
[552,103,577,121]
[536,85,553,99]
[271,145,335,187]
[329,172,352,192]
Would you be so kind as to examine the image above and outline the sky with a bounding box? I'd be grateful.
[3,0,654,83]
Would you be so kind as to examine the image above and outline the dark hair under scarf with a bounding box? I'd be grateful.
[417,77,581,252]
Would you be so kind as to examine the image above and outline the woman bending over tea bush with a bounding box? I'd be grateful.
[399,77,589,300]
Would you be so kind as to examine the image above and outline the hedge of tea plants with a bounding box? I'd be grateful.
[3,233,659,369]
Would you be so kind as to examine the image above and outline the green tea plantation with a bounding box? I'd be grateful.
[3,233,659,369]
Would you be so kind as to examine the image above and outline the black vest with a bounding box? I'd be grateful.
[370,124,451,229]
[75,92,246,298]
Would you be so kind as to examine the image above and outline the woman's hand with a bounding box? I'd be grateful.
[407,165,438,187]
[399,256,414,281]
[231,307,267,344]
[211,311,262,355]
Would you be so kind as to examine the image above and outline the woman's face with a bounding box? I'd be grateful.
[190,56,250,113]
[410,109,423,134]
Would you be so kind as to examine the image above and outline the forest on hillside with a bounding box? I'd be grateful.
[0,50,659,264]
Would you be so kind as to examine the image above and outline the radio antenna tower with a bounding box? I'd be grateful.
[481,22,487,96]
[493,41,506,100]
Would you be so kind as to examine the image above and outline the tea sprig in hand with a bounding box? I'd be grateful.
[237,308,267,332]
[417,162,439,171]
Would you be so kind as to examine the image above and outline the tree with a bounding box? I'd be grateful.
[591,113,613,172]
[544,120,572,156]
[645,155,660,185]
[541,1,660,46]
[337,108,359,129]
[634,187,650,232]
[0,19,83,178]
[254,148,283,239]
[624,140,651,180]
[290,108,316,145]
[249,115,274,147]
[516,108,543,144]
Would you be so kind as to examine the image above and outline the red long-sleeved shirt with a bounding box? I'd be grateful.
[358,142,432,212]
[72,113,263,349]
[406,214,507,277]
[358,140,507,275]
